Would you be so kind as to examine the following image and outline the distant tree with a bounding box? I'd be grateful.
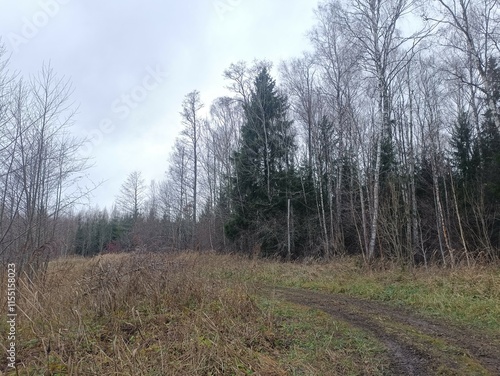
[73,209,113,256]
[116,171,146,220]
[167,138,192,249]
[180,91,204,247]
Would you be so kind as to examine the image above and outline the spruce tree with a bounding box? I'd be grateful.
[225,68,297,256]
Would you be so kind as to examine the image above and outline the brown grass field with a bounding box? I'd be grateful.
[1,252,499,375]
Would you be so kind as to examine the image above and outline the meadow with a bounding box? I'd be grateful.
[1,252,499,375]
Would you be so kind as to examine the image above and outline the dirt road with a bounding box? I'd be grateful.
[263,286,500,375]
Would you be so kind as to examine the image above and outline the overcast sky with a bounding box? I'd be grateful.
[0,0,317,209]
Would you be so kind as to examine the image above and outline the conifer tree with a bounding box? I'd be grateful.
[225,68,297,256]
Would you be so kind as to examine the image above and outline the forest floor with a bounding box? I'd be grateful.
[262,285,500,375]
[1,252,499,375]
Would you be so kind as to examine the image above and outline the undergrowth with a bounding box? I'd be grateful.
[0,252,390,375]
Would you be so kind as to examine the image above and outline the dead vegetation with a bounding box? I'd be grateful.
[0,252,288,375]
[0,252,389,375]
[1,252,498,375]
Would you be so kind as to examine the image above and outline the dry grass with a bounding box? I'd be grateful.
[0,252,389,375]
[3,251,497,375]
[1,253,284,375]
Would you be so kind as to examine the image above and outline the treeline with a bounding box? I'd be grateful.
[79,0,500,265]
[145,0,500,265]
[3,0,500,268]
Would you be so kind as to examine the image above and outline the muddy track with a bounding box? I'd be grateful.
[261,286,500,376]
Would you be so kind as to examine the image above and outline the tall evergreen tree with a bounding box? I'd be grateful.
[225,68,297,256]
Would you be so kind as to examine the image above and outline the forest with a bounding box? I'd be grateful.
[2,0,500,274]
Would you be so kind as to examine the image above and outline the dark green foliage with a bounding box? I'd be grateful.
[226,68,301,257]
[450,111,480,183]
[74,211,111,256]
[380,119,397,180]
[74,210,130,256]
[479,60,500,201]
[448,89,500,257]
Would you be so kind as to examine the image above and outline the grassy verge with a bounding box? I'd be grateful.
[0,252,388,375]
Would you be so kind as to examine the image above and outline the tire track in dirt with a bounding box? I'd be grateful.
[262,286,500,376]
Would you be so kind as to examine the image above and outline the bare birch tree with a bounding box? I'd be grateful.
[333,0,430,260]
